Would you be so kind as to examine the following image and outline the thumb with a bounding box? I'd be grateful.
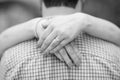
[40,19,51,29]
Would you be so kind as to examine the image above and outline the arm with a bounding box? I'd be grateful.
[0,18,41,57]
[0,17,80,67]
[83,13,120,46]
[37,12,120,54]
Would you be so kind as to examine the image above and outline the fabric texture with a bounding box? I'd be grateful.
[0,33,120,80]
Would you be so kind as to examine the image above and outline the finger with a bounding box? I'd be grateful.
[51,39,71,53]
[71,42,82,64]
[37,26,53,48]
[40,31,57,53]
[54,52,64,62]
[59,48,73,68]
[44,35,65,54]
[65,43,81,67]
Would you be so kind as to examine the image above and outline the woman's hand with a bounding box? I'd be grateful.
[35,17,81,67]
[37,13,87,54]
[53,42,81,67]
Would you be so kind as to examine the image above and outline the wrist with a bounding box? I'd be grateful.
[74,12,91,33]
[28,18,42,38]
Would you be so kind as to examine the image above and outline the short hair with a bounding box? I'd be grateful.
[43,0,79,8]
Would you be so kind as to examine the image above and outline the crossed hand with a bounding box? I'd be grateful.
[35,13,86,67]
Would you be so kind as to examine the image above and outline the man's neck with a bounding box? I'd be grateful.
[42,0,82,17]
[42,7,80,17]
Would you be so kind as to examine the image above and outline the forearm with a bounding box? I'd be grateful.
[0,18,41,55]
[82,14,120,46]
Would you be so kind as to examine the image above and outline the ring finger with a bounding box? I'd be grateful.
[43,35,65,54]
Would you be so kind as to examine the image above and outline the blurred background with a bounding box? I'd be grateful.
[0,0,120,33]
[0,0,41,33]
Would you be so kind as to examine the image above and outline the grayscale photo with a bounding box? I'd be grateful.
[0,0,120,80]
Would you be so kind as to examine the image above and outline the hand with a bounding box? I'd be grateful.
[54,48,73,67]
[51,42,81,68]
[35,17,81,67]
[37,13,87,54]
[34,18,51,38]
[62,42,81,67]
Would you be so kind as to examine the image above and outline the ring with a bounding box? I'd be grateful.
[51,37,61,48]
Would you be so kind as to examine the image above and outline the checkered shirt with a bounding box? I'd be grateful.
[0,33,120,80]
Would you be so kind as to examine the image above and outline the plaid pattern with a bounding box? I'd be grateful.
[0,33,120,80]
